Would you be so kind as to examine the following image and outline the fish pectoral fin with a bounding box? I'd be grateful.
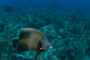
[40,47,44,50]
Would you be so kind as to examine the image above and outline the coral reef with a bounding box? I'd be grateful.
[4,6,14,13]
[0,6,90,60]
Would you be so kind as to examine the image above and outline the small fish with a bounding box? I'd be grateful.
[13,28,52,58]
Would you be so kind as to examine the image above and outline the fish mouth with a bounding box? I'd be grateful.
[50,46,52,49]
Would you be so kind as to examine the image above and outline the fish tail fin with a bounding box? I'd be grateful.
[13,39,19,48]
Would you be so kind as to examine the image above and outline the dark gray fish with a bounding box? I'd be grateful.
[13,28,52,58]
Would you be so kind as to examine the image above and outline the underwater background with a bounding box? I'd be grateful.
[0,0,90,60]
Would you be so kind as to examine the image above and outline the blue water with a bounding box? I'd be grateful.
[0,0,90,60]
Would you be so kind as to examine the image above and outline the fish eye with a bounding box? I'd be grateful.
[46,42,50,45]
